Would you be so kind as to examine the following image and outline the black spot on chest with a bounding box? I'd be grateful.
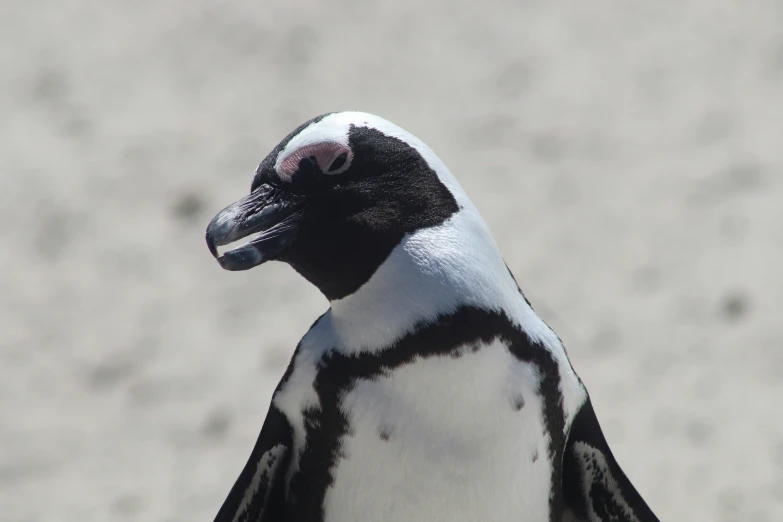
[378,425,394,441]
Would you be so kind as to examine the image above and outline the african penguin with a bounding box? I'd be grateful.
[205,111,660,522]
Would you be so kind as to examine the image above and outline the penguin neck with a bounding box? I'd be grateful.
[326,207,561,355]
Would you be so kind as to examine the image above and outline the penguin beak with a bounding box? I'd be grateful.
[205,184,306,271]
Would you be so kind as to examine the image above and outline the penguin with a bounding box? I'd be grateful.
[205,111,660,522]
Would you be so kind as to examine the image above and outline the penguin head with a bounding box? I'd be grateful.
[206,112,461,301]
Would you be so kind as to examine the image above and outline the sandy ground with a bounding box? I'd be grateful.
[1,1,782,520]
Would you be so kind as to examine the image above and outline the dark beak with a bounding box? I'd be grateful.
[205,184,306,271]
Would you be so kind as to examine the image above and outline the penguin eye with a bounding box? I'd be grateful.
[327,153,348,173]
[278,142,351,181]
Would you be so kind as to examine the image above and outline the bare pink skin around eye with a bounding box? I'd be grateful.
[278,142,351,181]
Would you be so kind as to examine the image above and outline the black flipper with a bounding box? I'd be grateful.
[213,405,293,522]
[562,399,660,522]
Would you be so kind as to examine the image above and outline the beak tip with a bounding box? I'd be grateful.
[205,229,219,258]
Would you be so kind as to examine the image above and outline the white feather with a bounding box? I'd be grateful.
[232,444,287,522]
[572,442,642,522]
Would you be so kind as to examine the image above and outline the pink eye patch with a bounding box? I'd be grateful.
[278,141,352,181]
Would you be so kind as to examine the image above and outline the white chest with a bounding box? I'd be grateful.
[316,340,555,522]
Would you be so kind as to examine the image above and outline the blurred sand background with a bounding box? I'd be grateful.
[2,1,782,520]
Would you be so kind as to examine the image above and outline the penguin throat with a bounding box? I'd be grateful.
[327,217,528,353]
[283,228,402,302]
